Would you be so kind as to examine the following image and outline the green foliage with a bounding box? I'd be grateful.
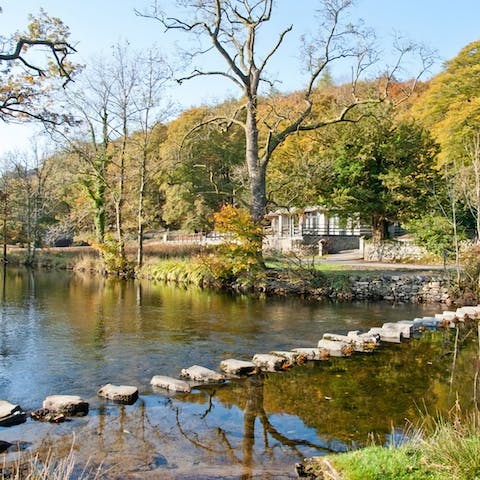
[407,215,466,257]
[321,111,441,239]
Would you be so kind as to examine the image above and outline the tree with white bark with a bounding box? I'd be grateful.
[140,0,433,225]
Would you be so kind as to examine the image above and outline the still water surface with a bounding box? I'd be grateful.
[0,269,455,478]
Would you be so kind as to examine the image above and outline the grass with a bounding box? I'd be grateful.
[1,441,103,480]
[305,405,480,480]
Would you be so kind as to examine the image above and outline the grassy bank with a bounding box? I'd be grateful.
[300,409,480,480]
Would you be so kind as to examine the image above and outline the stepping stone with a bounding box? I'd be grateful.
[219,359,256,376]
[291,347,330,361]
[270,351,306,365]
[180,365,225,383]
[412,317,445,331]
[0,400,27,427]
[317,339,353,357]
[252,353,292,372]
[150,375,191,393]
[382,322,412,339]
[456,306,480,319]
[323,332,377,353]
[42,395,89,416]
[97,384,139,404]
[368,327,402,343]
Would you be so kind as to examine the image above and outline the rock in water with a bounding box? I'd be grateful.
[180,365,225,383]
[42,395,89,416]
[0,400,27,427]
[97,384,139,404]
[150,375,191,393]
[251,353,291,372]
[219,359,256,376]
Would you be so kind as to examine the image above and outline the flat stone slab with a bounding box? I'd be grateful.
[291,347,330,361]
[220,359,256,376]
[0,400,27,427]
[269,351,306,365]
[42,395,89,416]
[150,375,191,393]
[382,322,412,339]
[252,353,291,372]
[97,384,139,404]
[317,339,353,357]
[368,327,402,343]
[180,365,225,383]
[323,332,377,353]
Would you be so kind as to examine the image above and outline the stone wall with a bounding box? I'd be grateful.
[363,239,428,262]
[345,274,451,304]
[302,235,361,254]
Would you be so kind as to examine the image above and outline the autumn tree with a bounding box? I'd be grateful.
[0,8,76,122]
[140,0,432,227]
[158,105,246,231]
[413,40,480,239]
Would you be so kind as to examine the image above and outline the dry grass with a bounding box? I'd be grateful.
[1,441,103,480]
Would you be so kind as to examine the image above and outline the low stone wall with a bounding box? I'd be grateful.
[346,274,451,303]
[303,235,361,254]
[363,239,428,262]
[264,234,361,254]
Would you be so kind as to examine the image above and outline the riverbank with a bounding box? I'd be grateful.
[3,245,462,304]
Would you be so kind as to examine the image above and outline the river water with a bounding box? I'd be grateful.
[0,268,462,479]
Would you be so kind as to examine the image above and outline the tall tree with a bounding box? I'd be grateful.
[141,0,432,225]
[320,111,440,240]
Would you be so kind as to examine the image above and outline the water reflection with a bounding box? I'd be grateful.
[0,268,470,478]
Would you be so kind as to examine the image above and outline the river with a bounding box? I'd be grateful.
[0,268,465,479]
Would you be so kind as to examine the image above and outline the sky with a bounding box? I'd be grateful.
[1,0,480,156]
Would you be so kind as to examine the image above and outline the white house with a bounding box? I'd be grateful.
[264,206,371,253]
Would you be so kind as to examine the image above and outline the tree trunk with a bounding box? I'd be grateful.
[371,214,388,242]
[245,102,267,224]
[136,150,147,269]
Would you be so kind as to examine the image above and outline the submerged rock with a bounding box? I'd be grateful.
[97,384,139,404]
[180,365,225,383]
[41,395,89,416]
[30,408,67,423]
[150,375,191,393]
[0,400,27,427]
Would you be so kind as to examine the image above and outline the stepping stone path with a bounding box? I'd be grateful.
[4,304,480,435]
[97,384,139,404]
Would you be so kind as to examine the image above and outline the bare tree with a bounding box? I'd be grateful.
[130,49,171,268]
[140,0,433,224]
